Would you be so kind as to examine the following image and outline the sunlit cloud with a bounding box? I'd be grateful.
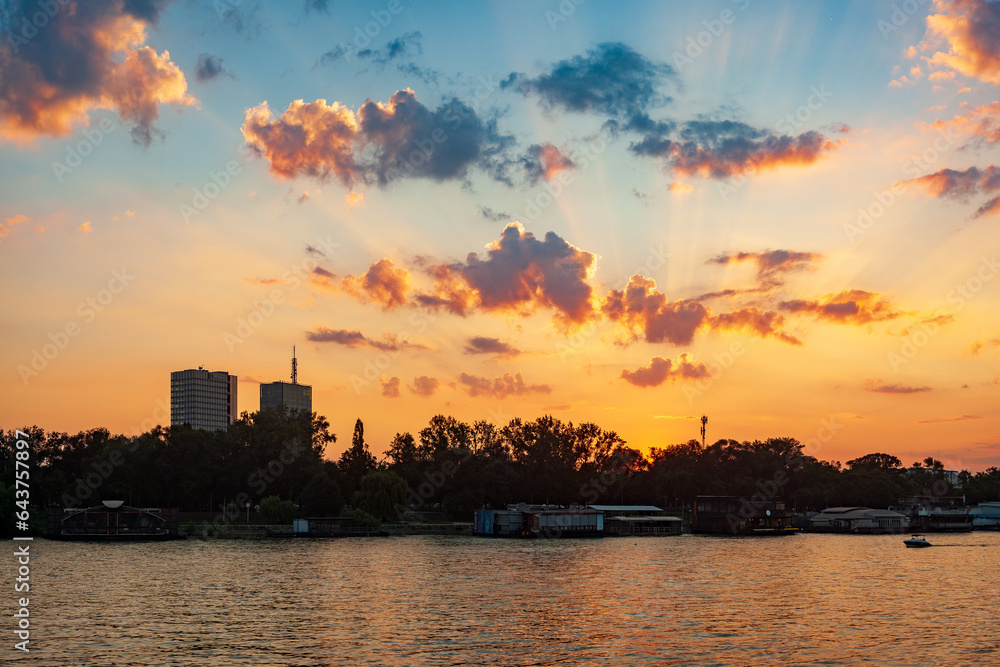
[1,213,31,240]
[864,380,932,394]
[925,0,1000,85]
[463,336,522,358]
[79,221,92,234]
[380,376,401,398]
[779,290,902,324]
[409,376,440,397]
[0,1,196,146]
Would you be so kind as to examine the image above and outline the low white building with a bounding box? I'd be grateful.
[971,502,1000,529]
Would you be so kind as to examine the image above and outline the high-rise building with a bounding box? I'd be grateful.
[170,368,238,431]
[260,347,312,415]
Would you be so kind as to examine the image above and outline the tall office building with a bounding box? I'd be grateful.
[170,368,238,431]
[260,347,312,415]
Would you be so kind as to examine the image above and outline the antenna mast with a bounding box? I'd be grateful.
[291,346,298,384]
[700,415,708,448]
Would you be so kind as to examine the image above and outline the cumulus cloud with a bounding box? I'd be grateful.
[418,223,597,327]
[864,380,932,394]
[242,88,497,187]
[620,354,710,388]
[409,375,440,397]
[897,165,1000,217]
[0,0,196,146]
[305,326,420,352]
[602,275,708,345]
[340,258,411,310]
[195,53,234,82]
[458,371,551,399]
[925,0,1000,84]
[464,336,522,358]
[779,290,901,324]
[380,376,401,398]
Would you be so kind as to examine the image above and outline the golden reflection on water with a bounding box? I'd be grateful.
[4,532,998,665]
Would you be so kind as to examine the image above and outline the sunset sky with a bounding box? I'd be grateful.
[2,0,999,470]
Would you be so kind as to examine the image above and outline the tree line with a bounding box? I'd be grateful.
[2,409,998,533]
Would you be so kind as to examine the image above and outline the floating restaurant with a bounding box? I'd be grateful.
[692,495,799,535]
[47,501,180,540]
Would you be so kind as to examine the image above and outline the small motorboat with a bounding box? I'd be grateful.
[904,534,931,548]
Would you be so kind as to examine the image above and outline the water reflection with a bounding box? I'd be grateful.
[5,533,998,665]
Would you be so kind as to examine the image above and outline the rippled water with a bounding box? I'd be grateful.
[5,532,999,666]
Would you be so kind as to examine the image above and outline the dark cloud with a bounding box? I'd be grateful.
[409,376,440,397]
[243,89,502,187]
[917,414,983,424]
[305,327,420,352]
[779,290,902,324]
[304,0,329,12]
[620,354,710,388]
[710,249,823,288]
[464,336,522,358]
[864,380,932,394]
[0,0,194,146]
[478,206,510,222]
[503,42,675,120]
[195,53,234,82]
[709,308,802,345]
[457,371,551,399]
[318,31,422,69]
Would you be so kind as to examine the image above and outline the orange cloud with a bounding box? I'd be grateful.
[340,258,412,310]
[620,354,710,388]
[928,102,1000,144]
[524,142,576,183]
[79,221,92,234]
[417,223,598,328]
[345,191,364,208]
[779,290,902,324]
[305,327,422,352]
[1,213,31,240]
[0,3,195,146]
[925,0,1000,84]
[709,308,802,345]
[242,89,494,187]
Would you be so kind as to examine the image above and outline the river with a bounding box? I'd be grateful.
[4,532,999,665]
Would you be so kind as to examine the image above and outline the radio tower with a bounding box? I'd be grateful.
[700,415,708,448]
[291,346,298,384]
